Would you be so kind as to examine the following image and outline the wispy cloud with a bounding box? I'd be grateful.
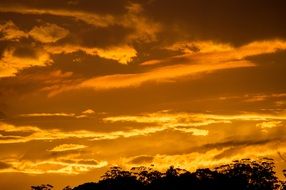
[0,6,115,27]
[49,144,87,152]
[0,158,108,174]
[0,3,161,42]
[44,44,137,64]
[121,142,286,172]
[47,39,286,95]
[0,120,207,144]
[19,113,76,117]
[0,46,51,78]
[0,21,27,41]
[104,110,286,126]
[29,23,69,43]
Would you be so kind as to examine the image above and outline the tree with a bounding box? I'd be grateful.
[35,158,286,190]
[31,184,53,190]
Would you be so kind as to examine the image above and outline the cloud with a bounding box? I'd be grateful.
[47,39,286,94]
[81,109,95,115]
[120,140,286,172]
[19,112,76,117]
[0,162,12,170]
[49,144,87,152]
[0,46,51,77]
[0,158,108,174]
[18,110,96,119]
[4,110,286,145]
[105,111,281,126]
[0,3,161,43]
[29,23,69,43]
[128,155,154,164]
[122,3,161,42]
[1,21,69,43]
[256,121,282,132]
[94,45,137,64]
[103,110,286,136]
[78,60,252,89]
[0,20,27,41]
[0,6,115,28]
[0,119,208,145]
[44,44,137,64]
[76,109,96,118]
[166,40,234,54]
[218,93,286,102]
[141,0,286,45]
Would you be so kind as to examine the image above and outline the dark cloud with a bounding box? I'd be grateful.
[12,46,38,59]
[0,161,11,169]
[66,25,133,48]
[202,139,277,150]
[143,0,286,45]
[0,0,128,15]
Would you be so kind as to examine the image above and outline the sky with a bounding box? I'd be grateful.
[1,0,286,189]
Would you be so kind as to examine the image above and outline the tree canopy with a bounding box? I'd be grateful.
[32,158,286,190]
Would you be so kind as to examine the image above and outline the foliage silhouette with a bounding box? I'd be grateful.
[32,158,286,190]
[31,184,53,190]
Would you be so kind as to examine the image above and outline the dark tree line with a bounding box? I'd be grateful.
[32,158,286,190]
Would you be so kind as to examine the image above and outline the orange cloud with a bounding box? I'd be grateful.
[0,21,27,41]
[45,44,137,64]
[0,118,208,145]
[0,47,51,77]
[48,39,286,94]
[81,109,95,115]
[29,23,69,43]
[49,144,87,152]
[0,3,161,42]
[121,142,286,172]
[103,111,286,136]
[0,7,114,27]
[77,60,252,90]
[18,110,95,119]
[256,121,282,129]
[0,158,108,174]
[19,112,76,117]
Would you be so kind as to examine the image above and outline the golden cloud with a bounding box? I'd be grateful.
[0,121,206,145]
[19,112,76,117]
[0,158,108,174]
[0,3,161,42]
[77,60,252,90]
[18,110,95,119]
[47,39,286,95]
[121,143,286,172]
[256,121,282,129]
[0,7,114,27]
[44,44,137,64]
[29,23,69,43]
[103,111,286,136]
[0,20,27,41]
[104,111,286,126]
[81,109,95,115]
[49,144,87,152]
[0,47,51,77]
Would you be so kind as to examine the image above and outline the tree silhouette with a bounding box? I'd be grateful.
[31,184,53,190]
[33,158,286,190]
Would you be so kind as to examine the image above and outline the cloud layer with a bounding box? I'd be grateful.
[1,0,286,189]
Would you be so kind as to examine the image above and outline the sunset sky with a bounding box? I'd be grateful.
[1,0,286,189]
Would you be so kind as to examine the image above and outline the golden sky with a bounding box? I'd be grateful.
[1,0,286,189]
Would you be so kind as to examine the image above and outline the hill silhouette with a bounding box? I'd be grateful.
[32,158,286,190]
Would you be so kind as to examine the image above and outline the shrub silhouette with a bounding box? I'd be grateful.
[32,158,286,190]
